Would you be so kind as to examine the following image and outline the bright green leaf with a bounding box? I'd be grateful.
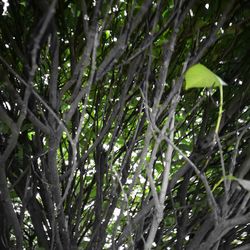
[104,30,111,39]
[184,63,226,90]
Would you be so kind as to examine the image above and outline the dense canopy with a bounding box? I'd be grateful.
[0,0,250,249]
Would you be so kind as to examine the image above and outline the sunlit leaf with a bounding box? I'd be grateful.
[184,63,227,90]
[105,30,111,39]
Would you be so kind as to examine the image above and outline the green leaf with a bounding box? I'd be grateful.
[155,162,163,173]
[184,63,226,90]
[104,30,111,39]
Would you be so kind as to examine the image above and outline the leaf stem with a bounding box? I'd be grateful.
[215,84,223,134]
